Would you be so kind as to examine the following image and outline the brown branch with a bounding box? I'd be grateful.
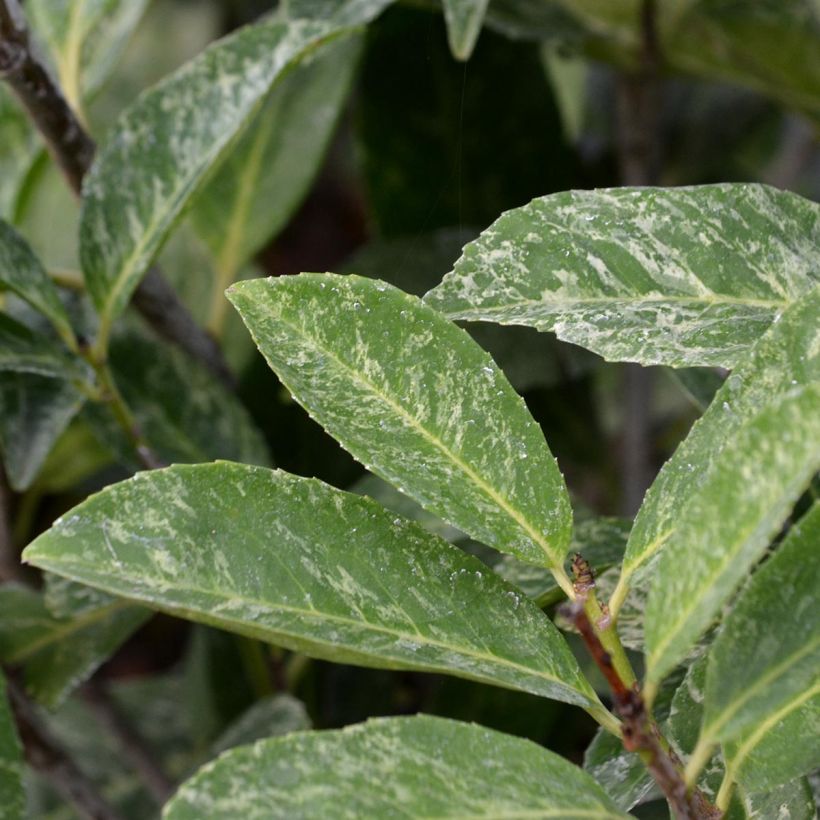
[82,680,174,805]
[7,677,125,820]
[0,0,235,389]
[562,598,721,819]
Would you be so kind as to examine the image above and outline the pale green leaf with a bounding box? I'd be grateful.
[0,220,75,348]
[0,313,85,379]
[79,18,357,345]
[443,0,490,60]
[700,504,820,746]
[163,715,630,819]
[0,669,25,820]
[228,274,573,570]
[22,463,601,712]
[210,694,311,757]
[27,0,150,112]
[723,690,820,793]
[425,184,819,368]
[614,287,820,615]
[191,34,362,316]
[731,778,817,820]
[0,582,149,709]
[0,373,84,492]
[644,384,820,687]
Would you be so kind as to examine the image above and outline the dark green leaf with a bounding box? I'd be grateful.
[0,669,25,820]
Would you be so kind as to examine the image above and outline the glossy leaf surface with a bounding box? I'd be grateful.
[426,185,819,367]
[645,384,820,686]
[23,463,598,709]
[163,715,629,819]
[616,287,820,612]
[79,17,355,341]
[229,274,572,569]
[701,503,820,746]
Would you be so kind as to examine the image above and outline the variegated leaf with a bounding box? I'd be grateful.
[23,463,605,715]
[163,715,630,819]
[228,274,573,571]
[425,185,819,367]
[644,384,820,687]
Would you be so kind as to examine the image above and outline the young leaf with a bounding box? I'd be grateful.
[26,0,150,113]
[163,715,630,819]
[79,18,357,348]
[0,373,84,491]
[442,0,491,60]
[0,583,149,709]
[191,34,362,335]
[644,384,820,687]
[0,219,76,349]
[700,504,820,746]
[425,184,820,367]
[0,669,25,820]
[0,313,86,379]
[228,274,573,571]
[613,287,820,615]
[23,463,600,712]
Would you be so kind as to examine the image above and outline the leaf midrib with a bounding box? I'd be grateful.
[701,634,820,743]
[28,557,591,703]
[265,306,565,571]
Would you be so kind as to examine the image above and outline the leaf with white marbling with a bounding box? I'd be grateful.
[163,715,629,819]
[0,583,149,709]
[190,34,362,333]
[0,313,85,379]
[700,504,820,748]
[79,18,357,346]
[0,219,75,349]
[644,384,820,687]
[612,287,820,616]
[23,463,601,711]
[425,185,819,367]
[228,274,573,570]
[443,0,490,60]
[0,669,24,820]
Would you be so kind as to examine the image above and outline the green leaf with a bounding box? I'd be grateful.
[190,33,362,335]
[0,90,39,221]
[425,184,820,368]
[0,372,84,491]
[0,313,85,379]
[228,274,573,571]
[163,714,630,819]
[699,504,820,747]
[0,219,75,349]
[0,669,25,820]
[0,583,149,709]
[209,694,311,757]
[27,0,150,113]
[83,330,270,468]
[442,0,490,60]
[23,463,601,712]
[79,18,357,349]
[644,383,820,687]
[614,287,820,615]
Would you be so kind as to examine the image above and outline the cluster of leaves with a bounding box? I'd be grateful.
[0,1,818,819]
